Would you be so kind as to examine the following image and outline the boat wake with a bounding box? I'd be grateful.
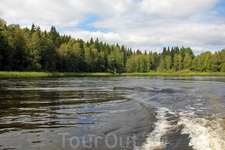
[136,107,225,150]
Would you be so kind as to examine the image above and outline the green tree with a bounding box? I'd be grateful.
[140,55,146,73]
[30,23,36,35]
[145,55,151,72]
[91,46,99,72]
[49,26,61,48]
[150,53,156,70]
[3,19,225,74]
[0,19,8,70]
[98,51,105,72]
[180,46,185,59]
[65,42,81,72]
[108,50,116,74]
[2,24,17,70]
[162,47,167,60]
[84,46,92,72]
[165,55,172,71]
[192,56,198,71]
[219,50,225,71]
[211,52,220,72]
[159,59,165,72]
[26,30,43,71]
[57,43,67,72]
[120,45,126,68]
[173,54,179,71]
[115,47,124,74]
[184,47,195,59]
[204,52,211,71]
[174,46,180,55]
[198,53,206,72]
[134,55,141,72]
[126,55,136,73]
[183,53,192,70]
[13,25,27,71]
[90,37,94,45]
[178,54,183,71]
[221,63,225,72]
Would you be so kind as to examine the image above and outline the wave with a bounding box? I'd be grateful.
[135,107,175,149]
[136,107,225,150]
[179,112,225,150]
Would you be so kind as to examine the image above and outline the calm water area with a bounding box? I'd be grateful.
[0,76,225,150]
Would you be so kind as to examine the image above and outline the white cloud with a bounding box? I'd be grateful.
[88,17,225,48]
[0,0,225,54]
[140,0,220,18]
[0,0,138,32]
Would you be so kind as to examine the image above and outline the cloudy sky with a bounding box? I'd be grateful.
[0,0,225,54]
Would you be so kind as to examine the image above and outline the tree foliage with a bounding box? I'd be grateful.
[0,19,225,73]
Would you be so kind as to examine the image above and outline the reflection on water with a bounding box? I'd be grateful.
[0,76,225,149]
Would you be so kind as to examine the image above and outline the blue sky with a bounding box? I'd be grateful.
[0,0,225,54]
[78,14,100,32]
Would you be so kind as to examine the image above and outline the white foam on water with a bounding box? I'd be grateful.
[136,107,174,150]
[178,112,225,150]
[137,107,225,150]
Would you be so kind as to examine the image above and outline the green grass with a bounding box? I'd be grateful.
[0,71,225,77]
[0,71,112,77]
[184,72,225,76]
[0,71,52,76]
[121,71,225,76]
[120,72,168,76]
[51,72,112,76]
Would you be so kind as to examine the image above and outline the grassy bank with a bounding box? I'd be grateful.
[0,71,52,76]
[0,71,225,77]
[121,71,225,76]
[0,71,112,77]
[51,72,112,76]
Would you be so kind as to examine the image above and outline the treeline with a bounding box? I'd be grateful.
[0,19,225,73]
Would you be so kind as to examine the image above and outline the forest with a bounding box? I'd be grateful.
[1,18,225,74]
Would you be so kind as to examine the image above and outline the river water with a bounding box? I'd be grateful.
[0,76,224,150]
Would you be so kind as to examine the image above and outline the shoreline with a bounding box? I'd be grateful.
[0,71,225,77]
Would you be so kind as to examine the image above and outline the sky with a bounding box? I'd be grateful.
[0,0,225,55]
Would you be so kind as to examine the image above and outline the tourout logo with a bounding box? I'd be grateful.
[58,132,138,149]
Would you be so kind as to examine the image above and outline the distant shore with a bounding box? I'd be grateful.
[0,71,111,77]
[121,72,225,76]
[1,71,225,77]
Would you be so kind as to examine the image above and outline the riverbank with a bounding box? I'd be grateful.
[0,71,225,77]
[121,72,225,76]
[0,71,112,77]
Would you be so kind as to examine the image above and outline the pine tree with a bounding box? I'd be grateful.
[90,37,94,45]
[30,23,36,35]
[180,46,185,59]
[162,47,167,60]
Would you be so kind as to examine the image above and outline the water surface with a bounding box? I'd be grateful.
[0,76,225,150]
